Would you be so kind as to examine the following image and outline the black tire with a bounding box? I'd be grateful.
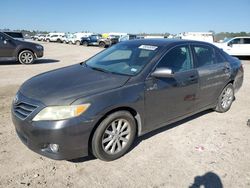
[215,83,234,113]
[46,39,50,42]
[99,42,106,48]
[91,111,136,161]
[18,50,35,65]
[57,39,61,43]
[69,41,72,45]
[76,41,81,46]
[82,41,88,47]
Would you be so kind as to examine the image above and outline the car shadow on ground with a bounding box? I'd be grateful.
[69,109,213,163]
[0,59,59,65]
[34,59,60,64]
[189,171,223,188]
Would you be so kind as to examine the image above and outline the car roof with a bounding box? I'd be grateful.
[120,38,212,47]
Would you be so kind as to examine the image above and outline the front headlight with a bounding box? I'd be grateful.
[36,45,43,50]
[33,104,90,121]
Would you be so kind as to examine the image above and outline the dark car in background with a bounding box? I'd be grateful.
[81,34,102,46]
[12,39,243,161]
[98,35,119,48]
[81,34,119,48]
[0,32,43,64]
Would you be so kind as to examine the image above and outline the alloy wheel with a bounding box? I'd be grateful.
[101,118,131,155]
[221,87,234,109]
[19,51,34,64]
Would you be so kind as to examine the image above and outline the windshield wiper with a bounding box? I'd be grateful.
[89,66,110,73]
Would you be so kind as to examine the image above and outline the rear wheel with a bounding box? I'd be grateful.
[215,83,234,113]
[82,41,88,46]
[18,50,35,64]
[91,111,136,161]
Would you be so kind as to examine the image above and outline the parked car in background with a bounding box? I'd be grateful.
[136,36,145,39]
[214,37,250,56]
[178,32,214,43]
[33,34,46,41]
[45,33,65,43]
[119,34,137,42]
[0,32,43,64]
[81,34,102,46]
[12,39,243,161]
[98,35,119,48]
[4,31,24,40]
[68,33,93,45]
[61,33,74,44]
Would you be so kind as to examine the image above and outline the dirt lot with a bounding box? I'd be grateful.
[0,41,249,188]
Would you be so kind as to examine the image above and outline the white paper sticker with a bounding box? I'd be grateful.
[139,45,158,51]
[131,68,137,72]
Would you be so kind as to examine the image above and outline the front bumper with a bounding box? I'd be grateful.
[11,94,96,160]
[34,49,44,58]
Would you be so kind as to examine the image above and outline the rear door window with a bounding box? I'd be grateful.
[193,45,216,67]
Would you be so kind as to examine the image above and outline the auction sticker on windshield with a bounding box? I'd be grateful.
[139,45,158,51]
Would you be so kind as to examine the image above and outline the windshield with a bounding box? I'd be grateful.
[223,38,232,43]
[85,43,161,76]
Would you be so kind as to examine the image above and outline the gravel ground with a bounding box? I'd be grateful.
[0,41,249,188]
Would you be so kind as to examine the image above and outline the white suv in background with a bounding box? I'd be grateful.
[68,32,93,45]
[215,37,250,56]
[45,33,65,43]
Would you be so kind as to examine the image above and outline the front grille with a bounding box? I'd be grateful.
[14,102,38,120]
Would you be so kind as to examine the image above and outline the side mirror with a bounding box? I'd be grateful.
[227,42,232,47]
[151,68,174,78]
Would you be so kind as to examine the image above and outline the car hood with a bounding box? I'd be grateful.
[20,64,130,106]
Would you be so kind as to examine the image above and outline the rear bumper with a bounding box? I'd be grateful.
[234,66,244,93]
[12,107,95,160]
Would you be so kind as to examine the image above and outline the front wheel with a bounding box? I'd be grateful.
[99,42,106,48]
[91,111,136,161]
[215,83,234,113]
[18,50,35,64]
[75,41,81,46]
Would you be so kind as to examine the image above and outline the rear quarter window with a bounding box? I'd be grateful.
[215,49,227,64]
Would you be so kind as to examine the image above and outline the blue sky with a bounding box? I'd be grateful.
[1,0,249,34]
